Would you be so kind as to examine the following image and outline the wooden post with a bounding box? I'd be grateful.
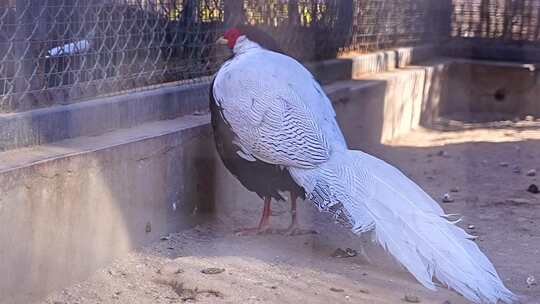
[288,0,300,26]
[224,0,245,27]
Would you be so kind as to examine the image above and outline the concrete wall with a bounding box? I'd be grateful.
[0,117,215,304]
[342,58,451,144]
[441,60,540,119]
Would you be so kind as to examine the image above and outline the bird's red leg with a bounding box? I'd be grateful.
[235,196,273,235]
[258,196,272,228]
[282,192,317,236]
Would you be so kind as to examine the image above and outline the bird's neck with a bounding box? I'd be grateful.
[233,36,263,55]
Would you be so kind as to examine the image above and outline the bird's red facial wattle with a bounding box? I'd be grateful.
[221,28,242,49]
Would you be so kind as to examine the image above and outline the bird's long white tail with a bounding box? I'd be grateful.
[289,149,517,304]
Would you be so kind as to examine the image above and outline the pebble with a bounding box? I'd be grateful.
[201,268,225,275]
[528,184,539,194]
[145,222,152,233]
[112,293,120,299]
[499,162,509,167]
[527,275,537,287]
[359,289,370,294]
[330,287,345,292]
[331,248,358,258]
[527,169,537,176]
[442,193,454,203]
[506,198,531,205]
[437,150,447,157]
[403,294,421,303]
[513,166,522,174]
[467,225,475,230]
[450,187,460,193]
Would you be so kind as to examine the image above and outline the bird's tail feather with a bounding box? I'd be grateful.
[289,149,517,304]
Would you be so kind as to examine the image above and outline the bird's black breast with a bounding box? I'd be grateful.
[209,79,303,201]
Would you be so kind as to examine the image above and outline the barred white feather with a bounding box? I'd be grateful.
[214,35,518,303]
[289,151,517,303]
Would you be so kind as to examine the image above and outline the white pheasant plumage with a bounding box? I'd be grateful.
[212,28,517,304]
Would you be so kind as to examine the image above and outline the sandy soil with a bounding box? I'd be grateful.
[39,120,540,304]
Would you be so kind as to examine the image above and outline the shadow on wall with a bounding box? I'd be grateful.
[440,63,540,123]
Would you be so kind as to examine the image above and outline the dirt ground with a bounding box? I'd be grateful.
[39,119,540,304]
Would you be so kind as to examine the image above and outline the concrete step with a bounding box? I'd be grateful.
[0,80,212,152]
[0,113,210,173]
[0,113,216,304]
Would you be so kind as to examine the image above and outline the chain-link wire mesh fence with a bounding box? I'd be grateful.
[0,0,444,113]
[451,0,540,44]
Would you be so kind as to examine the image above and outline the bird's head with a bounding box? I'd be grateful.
[217,27,242,49]
[216,26,282,53]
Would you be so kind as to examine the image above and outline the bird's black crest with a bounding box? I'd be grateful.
[235,25,283,53]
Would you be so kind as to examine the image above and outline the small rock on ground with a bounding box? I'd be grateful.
[403,294,421,303]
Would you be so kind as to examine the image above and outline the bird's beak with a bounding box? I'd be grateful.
[216,36,228,45]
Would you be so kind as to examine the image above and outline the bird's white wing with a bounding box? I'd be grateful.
[301,75,347,148]
[213,56,332,169]
[260,51,347,148]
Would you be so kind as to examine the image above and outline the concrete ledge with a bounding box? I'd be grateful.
[305,59,353,85]
[350,50,398,77]
[343,44,437,78]
[396,45,438,68]
[351,58,452,143]
[0,114,216,304]
[0,81,211,152]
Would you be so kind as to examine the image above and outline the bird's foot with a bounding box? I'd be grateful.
[234,226,277,236]
[279,225,318,236]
